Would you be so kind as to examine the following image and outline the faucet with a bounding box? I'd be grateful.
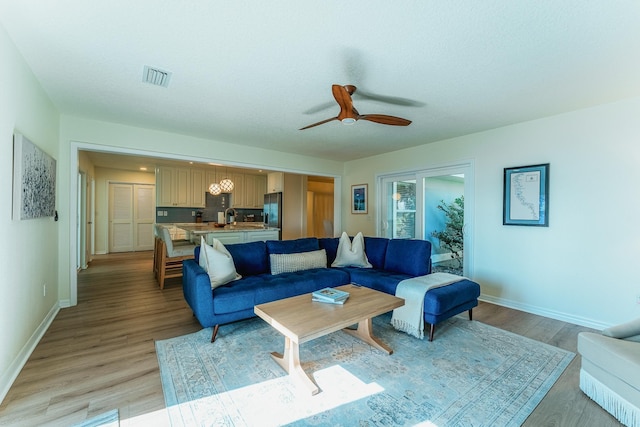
[224,207,237,225]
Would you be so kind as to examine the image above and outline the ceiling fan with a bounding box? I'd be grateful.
[299,84,412,130]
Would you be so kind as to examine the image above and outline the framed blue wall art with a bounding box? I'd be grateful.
[351,184,368,214]
[503,163,549,226]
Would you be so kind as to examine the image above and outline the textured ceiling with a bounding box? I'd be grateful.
[1,1,640,162]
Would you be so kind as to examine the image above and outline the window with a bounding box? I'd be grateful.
[378,162,474,276]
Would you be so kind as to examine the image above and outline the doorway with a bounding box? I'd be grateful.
[306,177,335,238]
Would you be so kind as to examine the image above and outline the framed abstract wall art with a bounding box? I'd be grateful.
[351,184,368,214]
[503,163,549,227]
[13,133,57,220]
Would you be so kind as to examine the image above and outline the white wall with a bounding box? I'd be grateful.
[0,26,60,402]
[343,96,640,328]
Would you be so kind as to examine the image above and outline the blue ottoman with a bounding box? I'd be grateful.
[423,279,481,341]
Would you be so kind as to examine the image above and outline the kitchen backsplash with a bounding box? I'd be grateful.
[156,193,264,223]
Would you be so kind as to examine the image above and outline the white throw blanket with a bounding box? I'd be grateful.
[391,272,467,339]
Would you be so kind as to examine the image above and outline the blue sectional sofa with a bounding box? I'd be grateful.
[182,236,480,342]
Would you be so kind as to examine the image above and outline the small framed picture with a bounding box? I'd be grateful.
[503,163,549,226]
[351,184,368,214]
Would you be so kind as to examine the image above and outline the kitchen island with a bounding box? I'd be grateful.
[177,223,280,245]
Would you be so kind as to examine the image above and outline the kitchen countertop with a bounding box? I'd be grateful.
[177,224,280,233]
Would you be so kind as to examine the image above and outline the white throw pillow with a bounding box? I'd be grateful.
[200,237,241,289]
[331,232,372,268]
[270,249,327,275]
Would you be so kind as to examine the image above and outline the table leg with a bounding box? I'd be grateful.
[343,317,394,355]
[271,336,320,395]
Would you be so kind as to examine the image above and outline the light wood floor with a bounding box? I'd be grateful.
[0,252,622,426]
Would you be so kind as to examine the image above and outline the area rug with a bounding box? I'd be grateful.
[156,314,574,426]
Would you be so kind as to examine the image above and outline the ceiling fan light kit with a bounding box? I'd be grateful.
[300,84,412,130]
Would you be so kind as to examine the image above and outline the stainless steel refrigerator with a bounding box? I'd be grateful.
[263,192,282,240]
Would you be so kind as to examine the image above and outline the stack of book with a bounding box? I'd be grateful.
[312,287,350,305]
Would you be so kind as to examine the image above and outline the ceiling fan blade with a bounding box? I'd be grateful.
[356,90,425,107]
[303,101,335,115]
[358,114,412,126]
[299,117,338,130]
[303,85,357,115]
[332,85,357,121]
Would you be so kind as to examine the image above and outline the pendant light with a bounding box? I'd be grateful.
[209,182,222,196]
[208,166,222,195]
[219,167,234,193]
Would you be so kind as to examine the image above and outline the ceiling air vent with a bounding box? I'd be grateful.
[142,65,172,88]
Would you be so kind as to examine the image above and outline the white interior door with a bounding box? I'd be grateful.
[109,183,134,253]
[109,183,156,253]
[134,184,155,251]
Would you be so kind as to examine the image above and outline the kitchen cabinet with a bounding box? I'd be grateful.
[254,175,267,207]
[176,224,280,244]
[156,166,190,207]
[190,169,206,208]
[156,167,173,206]
[220,173,267,209]
[267,172,284,193]
[243,174,267,208]
[230,173,245,207]
[158,167,268,209]
[243,174,256,207]
[206,231,244,245]
[244,229,279,242]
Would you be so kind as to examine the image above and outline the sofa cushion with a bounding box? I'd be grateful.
[422,279,481,315]
[226,241,269,277]
[199,237,241,289]
[384,239,431,276]
[211,268,350,315]
[270,249,327,275]
[363,237,389,270]
[346,268,411,295]
[318,237,339,266]
[331,232,372,268]
[266,237,319,254]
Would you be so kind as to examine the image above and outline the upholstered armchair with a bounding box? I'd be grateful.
[578,317,640,427]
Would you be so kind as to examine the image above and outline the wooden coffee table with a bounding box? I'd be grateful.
[254,284,404,395]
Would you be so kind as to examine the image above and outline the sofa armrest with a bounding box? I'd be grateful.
[602,317,640,341]
[182,259,217,328]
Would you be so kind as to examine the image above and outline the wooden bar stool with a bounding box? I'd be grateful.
[157,227,195,289]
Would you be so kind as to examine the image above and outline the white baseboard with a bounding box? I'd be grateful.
[0,302,60,405]
[479,294,610,330]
